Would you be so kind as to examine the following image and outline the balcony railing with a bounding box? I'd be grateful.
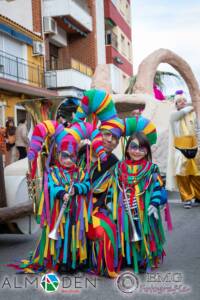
[46,57,93,77]
[0,50,45,88]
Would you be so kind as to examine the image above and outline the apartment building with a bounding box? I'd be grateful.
[0,0,133,126]
[0,0,58,127]
[44,0,97,99]
[104,0,133,93]
[45,0,133,96]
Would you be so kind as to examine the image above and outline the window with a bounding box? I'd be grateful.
[121,34,125,54]
[105,31,112,45]
[128,42,132,60]
[49,43,59,70]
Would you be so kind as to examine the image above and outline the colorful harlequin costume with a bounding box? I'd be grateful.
[74,89,171,277]
[74,89,123,277]
[111,121,172,273]
[10,120,107,273]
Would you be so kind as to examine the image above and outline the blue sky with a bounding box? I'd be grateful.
[132,0,200,95]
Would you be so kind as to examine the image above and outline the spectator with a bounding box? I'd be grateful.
[5,119,16,165]
[15,119,29,160]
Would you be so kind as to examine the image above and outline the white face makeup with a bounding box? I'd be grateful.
[176,98,187,110]
[58,151,76,168]
[127,138,147,161]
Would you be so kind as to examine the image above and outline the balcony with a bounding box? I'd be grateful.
[104,0,131,40]
[43,0,92,32]
[45,58,93,90]
[0,50,45,88]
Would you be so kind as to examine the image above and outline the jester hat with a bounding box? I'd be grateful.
[74,89,125,138]
[123,116,157,145]
[100,118,124,139]
[28,120,107,162]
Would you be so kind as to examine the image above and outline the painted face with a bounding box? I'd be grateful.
[127,138,147,161]
[101,129,119,153]
[58,151,76,168]
[176,98,187,110]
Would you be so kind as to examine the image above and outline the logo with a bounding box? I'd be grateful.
[116,271,139,294]
[40,273,60,293]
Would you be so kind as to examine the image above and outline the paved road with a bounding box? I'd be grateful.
[0,201,200,300]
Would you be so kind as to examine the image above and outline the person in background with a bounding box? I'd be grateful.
[0,127,7,161]
[56,112,68,127]
[15,119,29,160]
[5,119,16,165]
[166,90,200,209]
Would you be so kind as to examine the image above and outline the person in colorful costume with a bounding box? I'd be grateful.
[74,89,124,277]
[74,89,168,277]
[166,90,200,209]
[10,120,107,273]
[113,123,172,273]
[85,120,124,278]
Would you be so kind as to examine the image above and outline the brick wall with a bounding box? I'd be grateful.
[56,0,97,71]
[32,0,42,34]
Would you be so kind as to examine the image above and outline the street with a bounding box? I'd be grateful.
[0,199,200,300]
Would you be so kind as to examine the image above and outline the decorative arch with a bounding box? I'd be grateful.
[133,48,200,118]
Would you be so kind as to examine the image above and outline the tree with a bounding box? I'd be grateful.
[125,70,182,96]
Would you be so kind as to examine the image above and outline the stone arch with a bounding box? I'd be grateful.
[133,48,200,118]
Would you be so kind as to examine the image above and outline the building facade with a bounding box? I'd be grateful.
[44,0,133,96]
[104,0,133,93]
[43,0,96,99]
[0,0,57,127]
[0,0,133,126]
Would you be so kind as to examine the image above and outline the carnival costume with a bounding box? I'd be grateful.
[112,119,172,273]
[74,89,124,277]
[11,120,107,273]
[166,90,200,202]
[73,89,171,277]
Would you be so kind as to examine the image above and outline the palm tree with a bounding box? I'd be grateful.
[125,70,182,96]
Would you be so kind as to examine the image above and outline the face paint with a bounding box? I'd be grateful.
[59,151,76,167]
[129,141,147,153]
[101,130,119,153]
[60,151,76,162]
[127,138,147,161]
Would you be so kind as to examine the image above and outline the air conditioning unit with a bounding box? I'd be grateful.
[43,17,57,35]
[32,41,44,56]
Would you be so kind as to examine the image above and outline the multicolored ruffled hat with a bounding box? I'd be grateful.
[74,89,118,121]
[28,120,107,163]
[100,118,124,139]
[74,89,125,138]
[123,116,157,145]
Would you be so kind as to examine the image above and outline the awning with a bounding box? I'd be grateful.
[63,18,87,37]
[0,77,58,98]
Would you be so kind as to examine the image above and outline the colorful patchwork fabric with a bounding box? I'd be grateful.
[112,159,170,273]
[11,166,90,273]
